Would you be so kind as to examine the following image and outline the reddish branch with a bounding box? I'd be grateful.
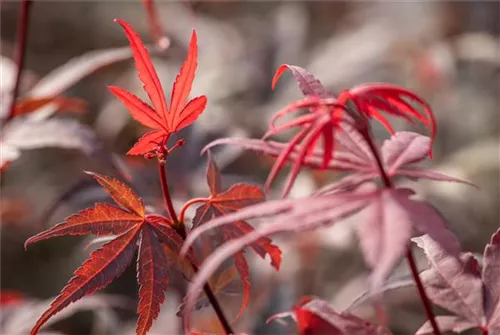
[5,0,32,125]
[156,159,234,335]
[360,127,441,335]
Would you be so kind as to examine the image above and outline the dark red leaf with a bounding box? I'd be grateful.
[182,154,281,318]
[25,172,189,335]
[29,226,141,335]
[136,226,169,335]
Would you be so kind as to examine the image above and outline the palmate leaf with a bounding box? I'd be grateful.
[267,64,437,196]
[205,130,475,197]
[108,19,207,156]
[24,172,195,335]
[181,152,281,319]
[268,297,392,335]
[181,178,462,319]
[415,229,500,334]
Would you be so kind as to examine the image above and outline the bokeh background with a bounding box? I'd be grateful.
[1,1,499,334]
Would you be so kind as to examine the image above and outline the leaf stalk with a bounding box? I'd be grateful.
[4,0,32,125]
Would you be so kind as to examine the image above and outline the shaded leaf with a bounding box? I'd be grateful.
[28,46,133,120]
[12,96,87,118]
[182,153,281,318]
[0,119,99,168]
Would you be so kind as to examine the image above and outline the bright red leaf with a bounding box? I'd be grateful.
[266,65,437,196]
[24,172,195,335]
[108,19,207,156]
[180,152,281,318]
[268,297,392,335]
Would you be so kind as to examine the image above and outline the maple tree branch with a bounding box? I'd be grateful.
[157,160,181,226]
[156,159,233,335]
[178,197,207,223]
[359,128,392,188]
[360,127,441,335]
[4,0,32,125]
[406,248,441,335]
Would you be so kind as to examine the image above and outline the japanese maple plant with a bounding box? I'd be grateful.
[21,16,499,335]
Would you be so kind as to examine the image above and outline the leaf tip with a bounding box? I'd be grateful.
[271,64,288,91]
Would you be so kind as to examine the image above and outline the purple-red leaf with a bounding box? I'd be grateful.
[181,185,377,327]
[183,154,281,318]
[416,316,477,335]
[414,230,500,332]
[483,228,500,330]
[272,64,331,98]
[355,189,413,292]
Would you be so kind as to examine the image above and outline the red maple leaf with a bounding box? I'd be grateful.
[108,19,207,156]
[180,152,281,318]
[267,64,437,196]
[24,172,196,335]
[268,297,392,335]
[205,129,474,198]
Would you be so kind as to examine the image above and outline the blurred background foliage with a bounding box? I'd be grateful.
[1,1,499,334]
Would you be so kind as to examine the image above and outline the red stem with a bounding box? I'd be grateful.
[157,160,180,225]
[4,0,32,125]
[178,197,207,224]
[406,248,441,335]
[360,127,441,335]
[156,160,233,335]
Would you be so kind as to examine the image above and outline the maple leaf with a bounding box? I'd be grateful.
[264,65,437,196]
[414,229,500,334]
[181,173,463,314]
[336,83,436,154]
[108,19,207,156]
[268,297,392,335]
[205,129,475,198]
[180,152,281,318]
[24,172,196,335]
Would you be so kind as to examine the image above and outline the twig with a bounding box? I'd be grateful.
[360,127,441,335]
[156,159,234,335]
[4,0,32,125]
